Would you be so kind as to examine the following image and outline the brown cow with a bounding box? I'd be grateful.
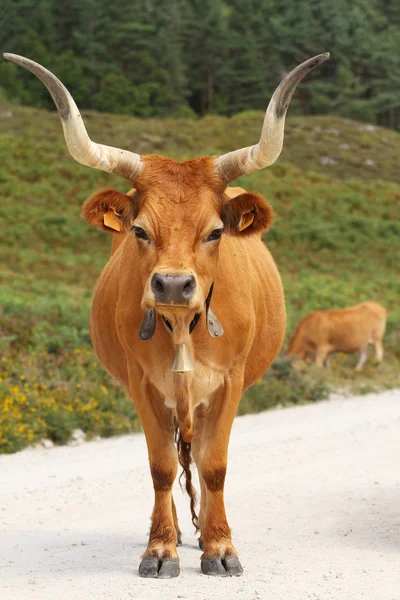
[5,52,329,578]
[287,302,387,370]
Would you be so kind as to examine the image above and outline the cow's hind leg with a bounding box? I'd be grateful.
[197,475,207,551]
[132,380,180,578]
[192,377,244,577]
[172,497,182,546]
[356,343,369,371]
[374,340,384,363]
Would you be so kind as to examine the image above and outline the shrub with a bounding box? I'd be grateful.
[0,348,140,454]
[239,359,330,415]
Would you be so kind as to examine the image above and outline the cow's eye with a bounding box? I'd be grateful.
[205,228,224,242]
[132,226,150,242]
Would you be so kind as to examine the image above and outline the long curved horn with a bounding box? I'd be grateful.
[3,53,143,181]
[215,53,330,183]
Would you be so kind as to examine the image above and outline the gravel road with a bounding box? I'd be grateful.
[1,389,400,600]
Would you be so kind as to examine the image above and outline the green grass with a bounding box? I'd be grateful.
[0,100,399,453]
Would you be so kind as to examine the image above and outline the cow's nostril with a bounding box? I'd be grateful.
[182,277,195,298]
[151,273,166,299]
[154,278,164,296]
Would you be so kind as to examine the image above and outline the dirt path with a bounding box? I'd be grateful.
[1,389,400,599]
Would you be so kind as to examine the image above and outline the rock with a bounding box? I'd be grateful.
[320,156,338,165]
[68,429,86,446]
[326,128,340,135]
[41,439,54,449]
[138,133,164,147]
[359,124,376,132]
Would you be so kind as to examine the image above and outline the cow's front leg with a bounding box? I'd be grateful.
[132,380,180,579]
[193,376,244,577]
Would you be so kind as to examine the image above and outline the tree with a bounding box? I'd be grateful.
[150,0,188,113]
[225,0,273,114]
[182,0,229,114]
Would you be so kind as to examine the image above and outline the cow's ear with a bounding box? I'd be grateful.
[221,191,274,236]
[81,188,138,233]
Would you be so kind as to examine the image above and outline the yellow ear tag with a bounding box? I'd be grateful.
[103,209,121,232]
[239,212,254,231]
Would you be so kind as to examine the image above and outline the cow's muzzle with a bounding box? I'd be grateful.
[151,273,196,305]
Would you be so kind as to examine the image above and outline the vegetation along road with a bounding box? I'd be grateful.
[1,389,399,598]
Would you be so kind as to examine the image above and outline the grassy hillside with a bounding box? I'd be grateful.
[1,101,400,183]
[0,101,399,453]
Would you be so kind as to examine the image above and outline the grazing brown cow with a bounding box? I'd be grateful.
[5,52,329,578]
[287,302,387,370]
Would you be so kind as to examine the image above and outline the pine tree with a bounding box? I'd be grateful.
[226,0,270,114]
[182,0,229,114]
[151,0,188,114]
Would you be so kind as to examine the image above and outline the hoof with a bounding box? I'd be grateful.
[138,557,180,579]
[201,555,243,577]
[176,533,182,547]
[138,557,159,578]
[201,557,227,576]
[158,560,180,579]
[198,537,204,551]
[223,555,243,576]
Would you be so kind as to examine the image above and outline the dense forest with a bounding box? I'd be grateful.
[0,0,400,128]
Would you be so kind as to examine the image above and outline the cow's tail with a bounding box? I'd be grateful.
[287,318,308,357]
[174,420,199,531]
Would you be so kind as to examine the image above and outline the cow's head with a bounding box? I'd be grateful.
[80,158,274,342]
[3,52,329,350]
